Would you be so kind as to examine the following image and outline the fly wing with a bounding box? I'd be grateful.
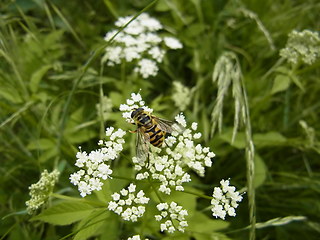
[153,116,184,134]
[136,128,150,161]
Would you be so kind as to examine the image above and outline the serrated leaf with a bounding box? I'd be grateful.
[74,209,110,240]
[29,65,52,93]
[253,131,287,147]
[254,154,267,188]
[271,74,290,94]
[31,201,95,225]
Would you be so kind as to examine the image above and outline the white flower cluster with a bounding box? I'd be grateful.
[155,202,188,233]
[134,152,192,195]
[119,92,153,123]
[121,93,215,195]
[26,169,60,214]
[69,127,126,197]
[172,81,194,111]
[102,13,182,78]
[280,29,320,65]
[211,179,243,220]
[108,183,150,222]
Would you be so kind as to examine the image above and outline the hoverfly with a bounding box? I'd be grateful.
[130,107,180,160]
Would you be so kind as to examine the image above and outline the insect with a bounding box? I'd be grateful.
[130,107,180,160]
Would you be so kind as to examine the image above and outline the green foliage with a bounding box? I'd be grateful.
[1,0,320,239]
[31,201,96,225]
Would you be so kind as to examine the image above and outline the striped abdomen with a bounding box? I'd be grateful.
[145,122,165,148]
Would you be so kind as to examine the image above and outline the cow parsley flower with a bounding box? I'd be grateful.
[172,81,194,111]
[119,92,153,123]
[70,127,126,197]
[26,169,60,214]
[108,183,150,222]
[211,179,243,220]
[102,13,182,78]
[280,29,320,65]
[122,92,215,195]
[155,202,188,233]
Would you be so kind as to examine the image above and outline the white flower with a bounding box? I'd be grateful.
[134,59,159,78]
[102,13,182,78]
[125,94,216,193]
[211,179,243,220]
[119,92,154,123]
[172,81,194,111]
[280,29,320,65]
[127,235,144,240]
[155,202,188,233]
[70,127,126,197]
[26,169,60,214]
[164,37,183,49]
[108,184,149,222]
[175,113,187,128]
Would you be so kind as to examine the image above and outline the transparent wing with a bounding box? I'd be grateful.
[136,128,150,161]
[153,116,184,133]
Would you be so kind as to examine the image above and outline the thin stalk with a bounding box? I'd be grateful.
[240,75,256,240]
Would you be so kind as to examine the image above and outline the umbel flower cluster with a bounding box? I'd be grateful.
[108,183,150,222]
[172,81,194,111]
[69,92,243,235]
[69,127,126,197]
[102,13,182,78]
[26,169,60,214]
[155,202,188,233]
[120,93,215,195]
[280,29,320,65]
[211,179,243,220]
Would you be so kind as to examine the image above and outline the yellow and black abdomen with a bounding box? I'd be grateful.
[145,124,165,148]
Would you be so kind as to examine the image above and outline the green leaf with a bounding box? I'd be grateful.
[290,75,305,91]
[253,131,287,147]
[74,209,110,240]
[29,65,52,93]
[188,212,229,234]
[155,0,170,11]
[193,232,232,240]
[254,154,267,188]
[27,138,55,150]
[219,129,246,149]
[94,180,112,203]
[31,201,95,225]
[39,148,59,163]
[0,86,23,104]
[271,74,291,94]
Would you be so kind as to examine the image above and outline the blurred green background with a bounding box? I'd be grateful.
[1,0,320,239]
